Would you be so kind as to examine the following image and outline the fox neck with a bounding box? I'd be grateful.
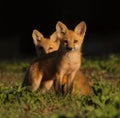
[65,49,81,61]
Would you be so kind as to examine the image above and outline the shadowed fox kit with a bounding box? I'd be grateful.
[22,30,60,92]
[23,21,91,95]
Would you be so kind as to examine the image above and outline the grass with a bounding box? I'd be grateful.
[0,54,120,118]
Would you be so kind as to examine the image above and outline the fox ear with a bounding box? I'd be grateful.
[50,32,59,43]
[32,29,44,46]
[56,21,68,38]
[74,21,87,36]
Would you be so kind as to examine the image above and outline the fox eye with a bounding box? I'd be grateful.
[64,39,68,44]
[48,47,53,50]
[39,47,43,50]
[74,39,78,43]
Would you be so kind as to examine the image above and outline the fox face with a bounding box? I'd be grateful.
[32,29,60,56]
[56,21,86,51]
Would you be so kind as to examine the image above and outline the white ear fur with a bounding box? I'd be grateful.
[32,29,44,46]
[74,21,87,36]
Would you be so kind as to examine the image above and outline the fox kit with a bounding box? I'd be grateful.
[22,30,61,92]
[54,21,87,94]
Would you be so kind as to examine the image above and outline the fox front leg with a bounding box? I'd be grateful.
[41,80,54,93]
[54,72,64,95]
[31,72,43,92]
[63,71,76,94]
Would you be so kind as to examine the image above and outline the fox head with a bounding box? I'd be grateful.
[32,29,60,55]
[56,21,87,51]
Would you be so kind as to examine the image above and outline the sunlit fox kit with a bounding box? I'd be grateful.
[23,21,91,96]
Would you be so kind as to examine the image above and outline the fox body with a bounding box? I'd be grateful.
[71,71,91,96]
[24,54,57,92]
[62,71,91,96]
[23,30,61,92]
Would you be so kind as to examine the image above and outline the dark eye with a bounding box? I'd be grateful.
[39,47,43,50]
[64,39,68,44]
[74,39,78,43]
[48,47,53,50]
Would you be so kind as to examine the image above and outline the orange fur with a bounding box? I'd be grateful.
[71,71,91,96]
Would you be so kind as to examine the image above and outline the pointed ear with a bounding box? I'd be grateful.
[74,21,87,36]
[32,29,44,46]
[50,32,59,42]
[56,21,68,38]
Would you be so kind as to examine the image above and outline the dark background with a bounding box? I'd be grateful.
[1,0,120,59]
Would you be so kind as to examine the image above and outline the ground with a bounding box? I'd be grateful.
[0,54,120,118]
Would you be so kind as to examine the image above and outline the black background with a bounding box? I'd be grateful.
[1,0,120,59]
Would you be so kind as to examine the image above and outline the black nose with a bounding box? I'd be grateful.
[66,47,72,50]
